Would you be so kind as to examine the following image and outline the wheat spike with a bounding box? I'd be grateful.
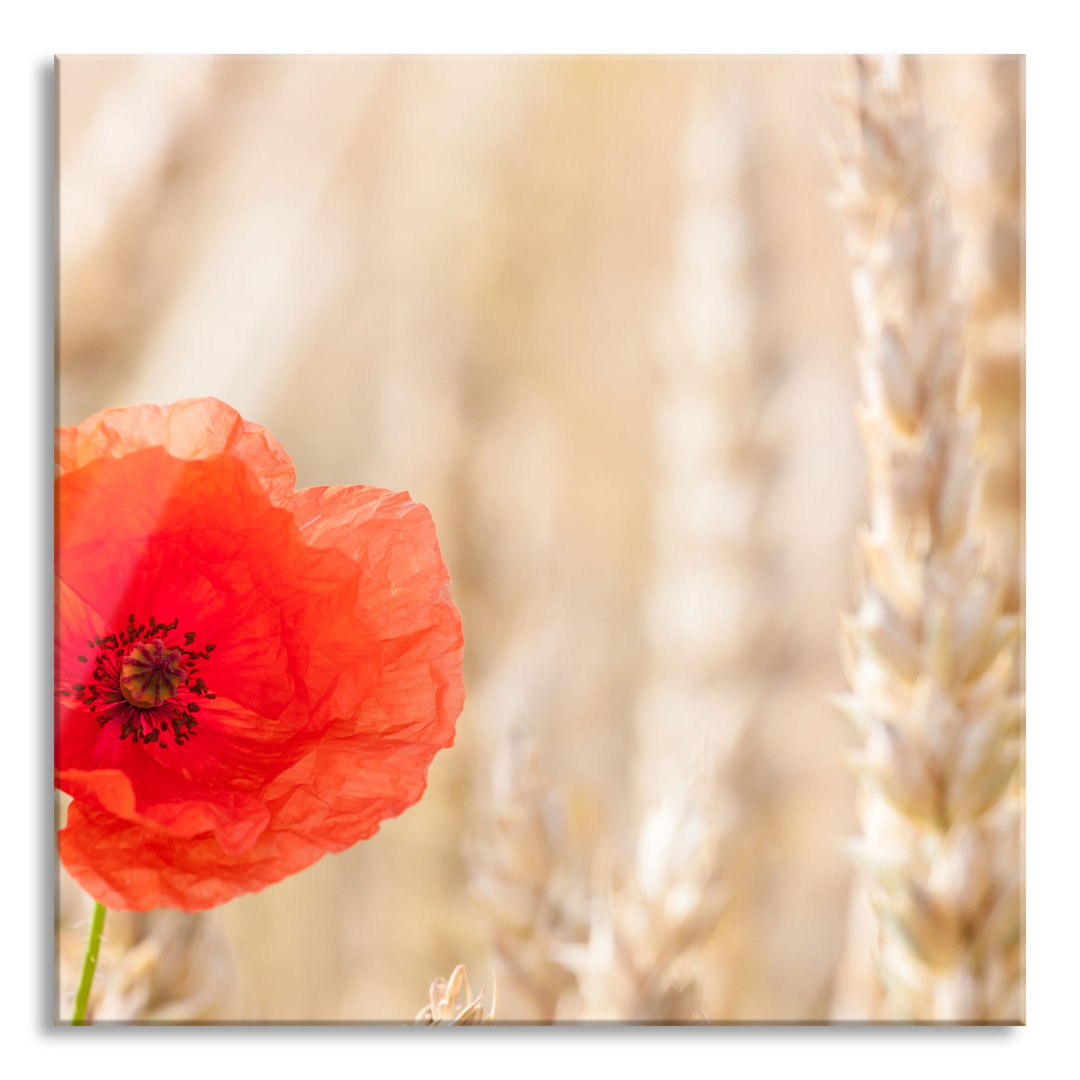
[959,56,1026,638]
[637,78,782,810]
[415,964,497,1025]
[633,75,790,1018]
[468,738,586,1020]
[553,787,726,1022]
[832,55,1024,1022]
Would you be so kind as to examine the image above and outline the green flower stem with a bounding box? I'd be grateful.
[71,901,106,1025]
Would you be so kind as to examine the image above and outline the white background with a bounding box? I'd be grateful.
[5,2,1074,1077]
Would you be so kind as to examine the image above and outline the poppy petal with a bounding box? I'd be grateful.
[56,397,296,502]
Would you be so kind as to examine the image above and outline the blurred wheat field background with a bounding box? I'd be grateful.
[55,54,1024,1023]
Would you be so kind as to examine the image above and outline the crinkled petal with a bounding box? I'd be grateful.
[56,397,296,502]
[60,801,326,911]
[287,484,464,740]
[57,448,363,724]
[57,764,271,855]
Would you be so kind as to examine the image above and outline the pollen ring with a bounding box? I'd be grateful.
[62,613,217,748]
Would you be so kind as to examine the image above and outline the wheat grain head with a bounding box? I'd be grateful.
[832,55,1024,1022]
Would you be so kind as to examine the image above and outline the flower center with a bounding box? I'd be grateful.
[119,637,186,708]
[62,613,217,749]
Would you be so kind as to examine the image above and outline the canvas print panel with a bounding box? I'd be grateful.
[55,54,1024,1024]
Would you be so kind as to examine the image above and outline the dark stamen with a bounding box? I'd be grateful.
[67,612,216,750]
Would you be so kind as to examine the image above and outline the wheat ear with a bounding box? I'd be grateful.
[415,964,497,1025]
[637,78,782,809]
[631,75,788,1018]
[552,789,726,1022]
[468,739,584,1020]
[963,56,1026,634]
[832,55,1023,1022]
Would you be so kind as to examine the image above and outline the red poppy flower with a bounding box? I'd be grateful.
[55,398,464,912]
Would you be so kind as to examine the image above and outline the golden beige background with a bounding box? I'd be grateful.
[55,55,1023,1022]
